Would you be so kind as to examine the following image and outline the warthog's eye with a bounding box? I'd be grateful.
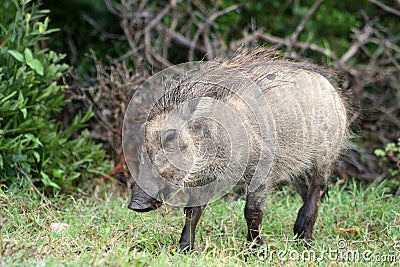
[161,129,176,146]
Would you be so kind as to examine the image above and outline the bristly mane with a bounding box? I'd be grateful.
[148,47,346,120]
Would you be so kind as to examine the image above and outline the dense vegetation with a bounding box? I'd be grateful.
[0,0,110,194]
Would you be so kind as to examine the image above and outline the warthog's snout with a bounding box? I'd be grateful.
[128,184,162,212]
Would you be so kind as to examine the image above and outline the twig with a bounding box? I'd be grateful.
[199,0,222,60]
[204,3,243,26]
[288,0,324,48]
[340,22,375,63]
[64,27,78,66]
[144,30,172,68]
[16,165,60,210]
[368,0,400,17]
[104,0,120,16]
[141,0,178,68]
[153,23,207,54]
[230,29,338,61]
[263,32,338,59]
[191,3,242,59]
[82,13,125,40]
[144,0,181,33]
[120,17,141,66]
[162,7,178,58]
[229,28,264,49]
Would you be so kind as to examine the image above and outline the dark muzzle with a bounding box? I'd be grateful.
[128,184,162,212]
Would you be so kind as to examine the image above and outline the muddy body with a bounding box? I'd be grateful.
[128,49,349,250]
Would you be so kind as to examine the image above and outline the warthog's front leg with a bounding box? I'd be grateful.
[179,205,206,251]
[244,186,267,246]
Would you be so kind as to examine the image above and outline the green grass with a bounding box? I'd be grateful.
[1,182,399,266]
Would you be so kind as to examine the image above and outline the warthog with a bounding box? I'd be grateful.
[126,48,349,251]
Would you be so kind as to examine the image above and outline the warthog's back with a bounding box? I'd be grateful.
[240,60,348,185]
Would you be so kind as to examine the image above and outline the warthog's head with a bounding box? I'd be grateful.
[144,104,230,188]
[128,98,231,211]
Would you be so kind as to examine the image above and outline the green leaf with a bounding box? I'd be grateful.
[41,171,60,189]
[24,133,43,147]
[0,153,3,169]
[24,48,33,61]
[26,59,44,76]
[385,143,395,152]
[0,91,17,105]
[53,169,63,178]
[17,91,25,107]
[374,149,385,157]
[58,138,67,145]
[21,108,27,118]
[33,151,40,162]
[24,48,44,75]
[8,50,24,62]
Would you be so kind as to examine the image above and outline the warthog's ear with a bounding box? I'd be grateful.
[179,97,215,119]
[191,97,215,118]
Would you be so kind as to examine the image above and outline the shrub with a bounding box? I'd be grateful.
[375,139,400,177]
[0,0,111,193]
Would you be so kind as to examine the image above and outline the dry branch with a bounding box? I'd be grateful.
[287,0,324,53]
[368,0,400,17]
[16,165,60,210]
